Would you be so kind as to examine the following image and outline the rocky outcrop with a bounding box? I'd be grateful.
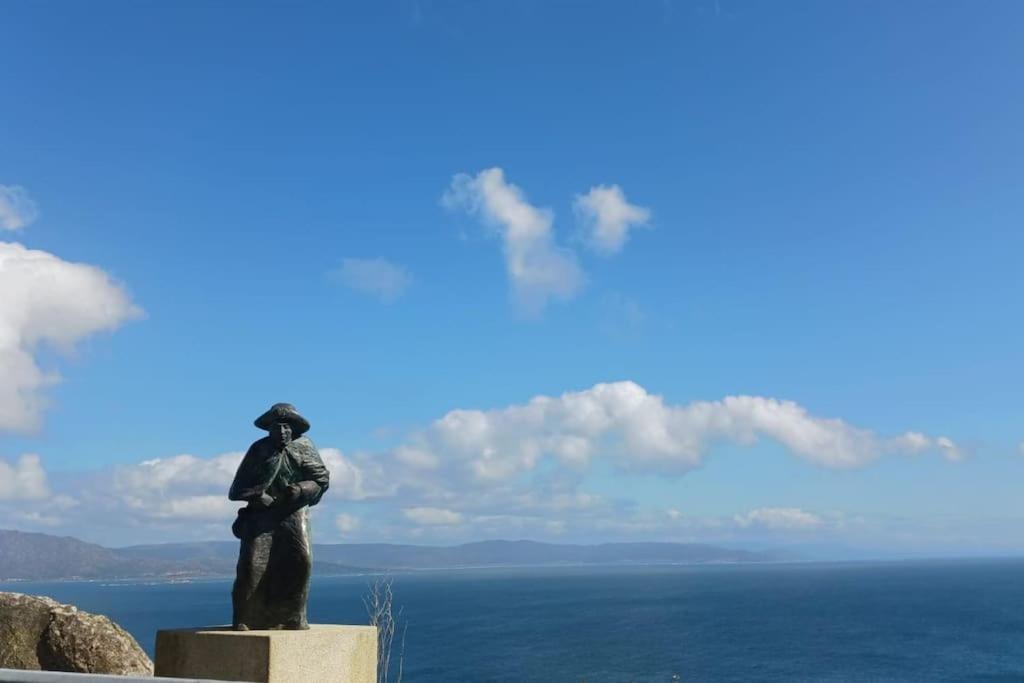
[0,592,153,675]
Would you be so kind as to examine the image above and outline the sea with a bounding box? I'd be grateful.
[4,559,1024,682]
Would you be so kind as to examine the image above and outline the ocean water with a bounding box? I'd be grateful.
[5,559,1024,681]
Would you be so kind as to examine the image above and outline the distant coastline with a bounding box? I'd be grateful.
[1,528,787,581]
[7,528,1022,583]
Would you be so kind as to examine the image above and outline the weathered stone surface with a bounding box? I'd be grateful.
[155,625,377,683]
[0,592,152,676]
[0,593,57,670]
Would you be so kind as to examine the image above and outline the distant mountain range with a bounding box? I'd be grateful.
[0,529,171,580]
[0,530,366,580]
[0,529,786,581]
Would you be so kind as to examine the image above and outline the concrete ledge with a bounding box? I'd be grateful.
[0,670,238,683]
[155,625,377,683]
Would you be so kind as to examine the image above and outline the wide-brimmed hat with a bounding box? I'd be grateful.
[254,403,311,436]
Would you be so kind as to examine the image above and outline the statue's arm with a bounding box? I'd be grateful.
[290,445,330,506]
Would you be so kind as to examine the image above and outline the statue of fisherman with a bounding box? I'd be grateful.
[228,403,330,630]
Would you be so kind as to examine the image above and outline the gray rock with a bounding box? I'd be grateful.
[0,593,55,670]
[0,592,152,676]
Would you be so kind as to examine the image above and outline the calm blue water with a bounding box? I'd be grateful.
[5,560,1024,681]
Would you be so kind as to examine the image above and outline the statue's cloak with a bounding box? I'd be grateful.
[229,436,329,505]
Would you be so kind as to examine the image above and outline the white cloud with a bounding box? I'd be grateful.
[5,453,852,544]
[1018,441,1024,456]
[335,513,361,535]
[282,382,956,543]
[113,453,244,494]
[152,495,240,521]
[0,186,38,231]
[935,436,964,462]
[0,242,142,433]
[403,506,463,526]
[402,381,957,481]
[319,448,382,500]
[93,447,380,530]
[0,454,50,501]
[108,452,245,522]
[891,431,930,452]
[734,507,824,531]
[331,257,412,303]
[443,168,584,315]
[574,184,650,254]
[890,431,964,462]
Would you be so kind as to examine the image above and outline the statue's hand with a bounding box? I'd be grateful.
[251,492,274,509]
[281,484,302,502]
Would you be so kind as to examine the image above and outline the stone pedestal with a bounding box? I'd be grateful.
[154,625,377,683]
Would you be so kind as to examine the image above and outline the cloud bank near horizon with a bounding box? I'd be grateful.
[0,381,961,546]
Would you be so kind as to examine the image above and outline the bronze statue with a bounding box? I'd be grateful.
[229,403,330,630]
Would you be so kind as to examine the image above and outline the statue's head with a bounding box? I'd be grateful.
[269,421,292,446]
[254,403,310,440]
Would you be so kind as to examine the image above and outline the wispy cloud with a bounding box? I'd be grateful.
[890,432,964,462]
[0,185,39,231]
[330,257,413,303]
[734,507,824,531]
[602,292,646,337]
[574,184,650,254]
[335,513,361,535]
[443,168,584,316]
[403,506,463,526]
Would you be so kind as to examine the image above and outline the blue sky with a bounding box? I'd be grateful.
[1,1,1022,551]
